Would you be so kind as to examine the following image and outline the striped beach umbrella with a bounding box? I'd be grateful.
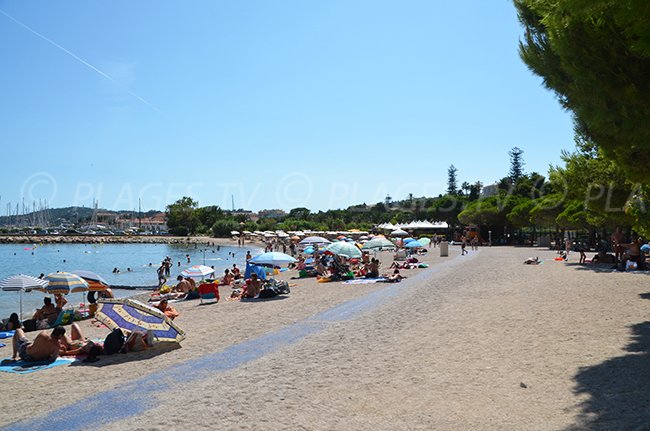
[71,270,109,291]
[181,265,215,278]
[44,272,89,295]
[96,298,186,343]
[0,274,49,318]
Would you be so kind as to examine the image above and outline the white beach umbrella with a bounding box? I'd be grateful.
[299,236,332,245]
[0,274,49,318]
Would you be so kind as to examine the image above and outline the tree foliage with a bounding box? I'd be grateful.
[515,0,650,181]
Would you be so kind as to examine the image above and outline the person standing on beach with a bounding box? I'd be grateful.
[461,236,468,255]
[611,226,625,264]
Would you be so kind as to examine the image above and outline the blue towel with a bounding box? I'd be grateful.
[0,357,76,374]
[0,331,15,339]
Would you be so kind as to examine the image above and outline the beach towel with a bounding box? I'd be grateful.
[0,331,15,339]
[0,357,76,374]
[343,278,387,285]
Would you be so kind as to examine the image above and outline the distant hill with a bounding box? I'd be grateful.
[0,206,161,227]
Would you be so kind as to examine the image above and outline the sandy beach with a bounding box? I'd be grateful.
[1,246,648,430]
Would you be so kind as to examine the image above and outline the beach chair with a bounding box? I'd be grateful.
[50,309,75,327]
[198,283,220,304]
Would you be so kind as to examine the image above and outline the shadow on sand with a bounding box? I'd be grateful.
[566,321,650,430]
[70,342,181,368]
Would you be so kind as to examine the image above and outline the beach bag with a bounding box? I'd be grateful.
[103,328,125,355]
[275,281,290,294]
[258,288,278,299]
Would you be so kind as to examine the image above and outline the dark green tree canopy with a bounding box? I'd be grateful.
[515,0,650,182]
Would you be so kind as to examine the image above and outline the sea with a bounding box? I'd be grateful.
[0,242,263,320]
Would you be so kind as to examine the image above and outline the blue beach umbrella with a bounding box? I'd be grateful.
[45,272,89,295]
[303,246,315,255]
[244,263,267,281]
[249,252,297,267]
[403,238,416,243]
[96,298,186,343]
[405,240,423,248]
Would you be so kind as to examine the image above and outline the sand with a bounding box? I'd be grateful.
[1,246,648,430]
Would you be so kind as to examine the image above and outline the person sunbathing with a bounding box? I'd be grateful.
[155,299,179,320]
[11,326,65,362]
[243,274,263,298]
[524,257,540,265]
[382,269,404,283]
[58,323,95,356]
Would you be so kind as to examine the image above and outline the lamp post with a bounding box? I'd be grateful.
[488,230,492,247]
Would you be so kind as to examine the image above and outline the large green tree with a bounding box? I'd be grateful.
[515,0,650,181]
[166,197,199,236]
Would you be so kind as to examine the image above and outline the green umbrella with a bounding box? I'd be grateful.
[418,237,431,246]
[362,237,396,251]
[325,241,362,258]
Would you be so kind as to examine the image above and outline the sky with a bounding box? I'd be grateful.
[0,0,575,213]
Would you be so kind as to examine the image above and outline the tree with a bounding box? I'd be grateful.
[166,197,199,236]
[515,0,650,182]
[508,147,525,182]
[447,165,458,195]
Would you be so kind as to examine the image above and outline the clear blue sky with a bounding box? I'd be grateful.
[0,0,574,213]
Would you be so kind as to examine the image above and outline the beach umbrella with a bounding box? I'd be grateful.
[418,237,431,246]
[45,272,89,295]
[405,240,423,248]
[0,274,48,319]
[71,270,109,291]
[303,246,315,255]
[299,236,332,245]
[181,265,215,279]
[249,252,297,267]
[96,298,185,343]
[362,237,397,251]
[244,263,267,281]
[325,241,363,259]
[403,238,416,243]
[390,228,409,237]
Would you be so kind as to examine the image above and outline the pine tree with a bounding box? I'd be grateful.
[447,165,458,195]
[508,147,525,182]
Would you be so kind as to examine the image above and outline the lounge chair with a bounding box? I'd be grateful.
[198,283,220,304]
[50,309,75,327]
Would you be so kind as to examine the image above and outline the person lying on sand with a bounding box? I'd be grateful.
[58,323,95,356]
[524,257,540,265]
[155,299,179,320]
[11,326,65,363]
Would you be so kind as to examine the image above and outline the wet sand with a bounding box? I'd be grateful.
[1,246,648,430]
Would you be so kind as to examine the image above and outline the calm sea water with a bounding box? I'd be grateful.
[0,242,262,320]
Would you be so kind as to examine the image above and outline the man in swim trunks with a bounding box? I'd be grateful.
[12,326,65,362]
